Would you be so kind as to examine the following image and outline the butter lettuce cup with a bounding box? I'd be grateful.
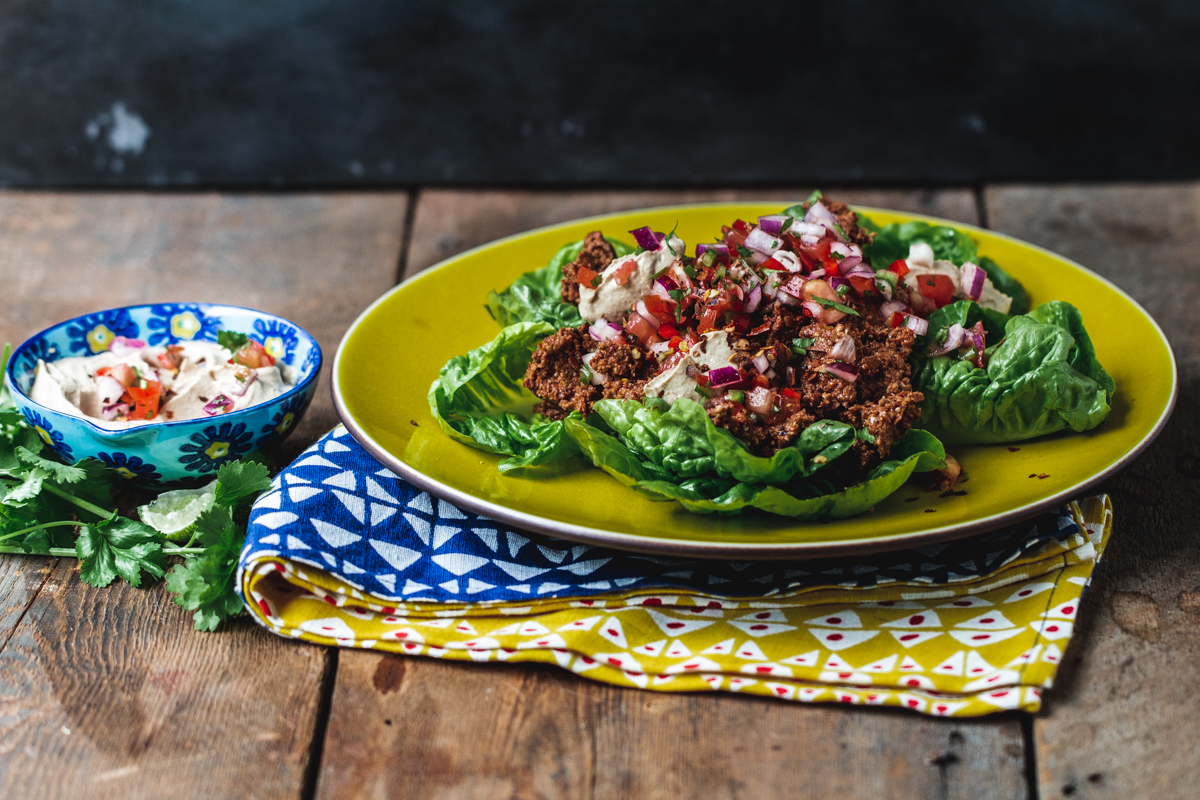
[3,303,321,487]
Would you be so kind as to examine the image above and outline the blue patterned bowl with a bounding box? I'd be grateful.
[3,303,322,487]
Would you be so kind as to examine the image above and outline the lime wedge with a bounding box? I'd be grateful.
[139,481,217,542]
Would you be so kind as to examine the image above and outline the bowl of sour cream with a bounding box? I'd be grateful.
[3,303,321,486]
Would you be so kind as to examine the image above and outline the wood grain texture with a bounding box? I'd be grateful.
[319,188,1030,800]
[316,654,1026,800]
[403,187,978,277]
[987,184,1200,799]
[0,191,409,798]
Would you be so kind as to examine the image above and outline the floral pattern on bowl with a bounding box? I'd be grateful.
[4,303,322,487]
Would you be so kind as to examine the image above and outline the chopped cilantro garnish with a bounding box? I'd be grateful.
[805,189,823,206]
[735,245,754,259]
[665,221,680,255]
[811,296,861,317]
[579,365,593,386]
[668,289,686,303]
[836,284,850,297]
[829,250,845,262]
[217,330,251,352]
[832,222,848,240]
[790,336,815,357]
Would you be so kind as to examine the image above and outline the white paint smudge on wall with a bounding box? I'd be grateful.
[84,102,151,156]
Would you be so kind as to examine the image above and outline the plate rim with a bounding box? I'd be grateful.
[332,201,1178,559]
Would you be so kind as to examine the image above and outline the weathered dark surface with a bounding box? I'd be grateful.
[988,185,1200,800]
[1,1,1198,188]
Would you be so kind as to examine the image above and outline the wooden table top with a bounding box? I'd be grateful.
[0,186,1196,800]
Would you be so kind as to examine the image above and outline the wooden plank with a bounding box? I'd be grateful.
[987,184,1200,799]
[318,187,1031,800]
[0,191,409,798]
[403,187,978,277]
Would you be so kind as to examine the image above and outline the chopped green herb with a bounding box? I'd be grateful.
[579,365,593,386]
[836,284,850,297]
[811,296,861,317]
[668,289,686,303]
[805,189,823,206]
[790,336,815,356]
[829,250,846,262]
[735,245,754,259]
[665,221,680,255]
[216,330,251,352]
[832,222,848,240]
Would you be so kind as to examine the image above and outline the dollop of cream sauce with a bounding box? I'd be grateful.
[578,235,685,324]
[29,341,297,428]
[644,330,736,408]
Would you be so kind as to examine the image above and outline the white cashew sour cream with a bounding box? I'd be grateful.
[579,235,687,324]
[29,341,298,429]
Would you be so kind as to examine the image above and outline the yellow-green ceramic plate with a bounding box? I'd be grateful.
[333,203,1176,558]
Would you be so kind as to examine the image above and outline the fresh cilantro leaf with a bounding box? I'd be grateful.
[579,365,593,386]
[735,245,754,259]
[3,468,49,506]
[15,446,86,484]
[212,460,272,509]
[76,517,167,588]
[790,337,815,357]
[165,513,246,631]
[836,284,850,297]
[805,189,823,205]
[665,221,680,255]
[781,216,794,232]
[829,250,845,262]
[832,223,848,240]
[216,330,251,352]
[189,504,235,548]
[811,296,862,317]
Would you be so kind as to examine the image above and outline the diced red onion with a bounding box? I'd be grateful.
[635,300,661,329]
[904,315,929,336]
[696,242,729,258]
[100,402,128,421]
[655,274,679,291]
[648,341,671,356]
[744,228,783,255]
[789,220,826,237]
[831,243,863,273]
[880,300,907,318]
[801,301,824,318]
[229,368,258,396]
[740,268,761,289]
[588,318,623,342]
[203,394,234,416]
[824,362,859,382]
[752,354,770,374]
[961,262,986,301]
[707,366,742,389]
[830,335,856,363]
[800,233,822,245]
[928,323,966,357]
[807,268,826,280]
[109,336,146,356]
[772,250,803,273]
[95,375,126,406]
[777,291,803,307]
[828,275,847,291]
[844,266,874,280]
[757,215,791,235]
[629,226,662,251]
[747,386,775,415]
[803,201,843,240]
[970,325,986,354]
[743,285,763,314]
[651,281,674,303]
[748,251,769,267]
[907,242,935,270]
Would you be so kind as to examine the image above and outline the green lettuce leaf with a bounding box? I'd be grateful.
[428,321,579,470]
[565,417,945,518]
[485,237,635,328]
[915,301,1113,445]
[592,398,857,484]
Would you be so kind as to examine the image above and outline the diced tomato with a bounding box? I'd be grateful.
[611,260,637,286]
[888,311,905,328]
[782,388,800,399]
[97,363,139,387]
[732,219,753,235]
[625,312,659,344]
[917,274,956,308]
[752,374,771,389]
[576,266,599,286]
[760,257,787,271]
[658,323,679,339]
[797,236,833,271]
[643,294,675,319]
[696,307,723,333]
[694,371,709,388]
[848,275,876,296]
[667,335,683,351]
[888,259,910,276]
[657,350,685,373]
[233,339,276,369]
[125,382,162,420]
[780,275,807,298]
[731,314,751,333]
[156,353,179,373]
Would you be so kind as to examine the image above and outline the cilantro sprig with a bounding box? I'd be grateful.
[810,296,862,317]
[1,350,272,630]
[217,329,251,352]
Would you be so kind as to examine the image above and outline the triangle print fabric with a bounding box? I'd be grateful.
[238,426,1114,717]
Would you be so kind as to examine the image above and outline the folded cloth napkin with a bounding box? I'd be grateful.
[239,426,1112,716]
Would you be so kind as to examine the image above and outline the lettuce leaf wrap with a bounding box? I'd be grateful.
[485,236,635,328]
[914,301,1114,445]
[428,322,947,518]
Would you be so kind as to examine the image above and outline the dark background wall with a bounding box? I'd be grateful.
[1,0,1197,188]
